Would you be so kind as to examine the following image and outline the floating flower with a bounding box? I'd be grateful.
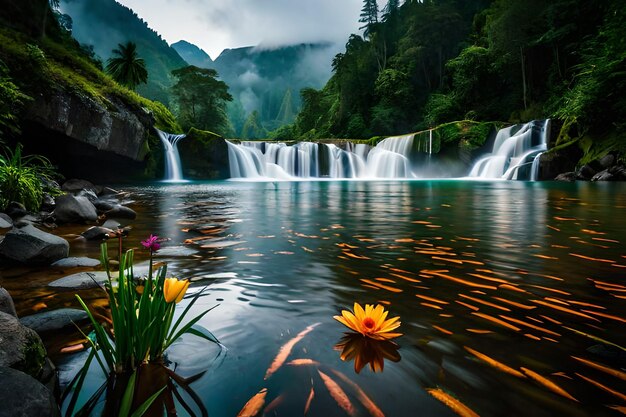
[334,333,401,373]
[141,234,160,252]
[163,278,190,303]
[334,303,402,340]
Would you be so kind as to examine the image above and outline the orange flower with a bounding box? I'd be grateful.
[334,303,402,340]
[163,278,190,303]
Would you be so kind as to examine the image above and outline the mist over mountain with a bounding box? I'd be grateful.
[171,40,213,68]
[59,0,187,105]
[176,41,339,136]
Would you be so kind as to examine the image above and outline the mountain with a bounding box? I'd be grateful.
[59,0,188,105]
[172,41,338,137]
[171,40,213,69]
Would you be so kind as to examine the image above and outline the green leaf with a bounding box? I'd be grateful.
[118,370,138,417]
[129,386,166,417]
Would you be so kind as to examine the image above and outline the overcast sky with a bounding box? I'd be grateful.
[115,0,385,59]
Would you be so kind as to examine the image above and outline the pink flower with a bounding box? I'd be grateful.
[141,234,160,252]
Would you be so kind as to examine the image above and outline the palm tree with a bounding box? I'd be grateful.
[105,42,148,90]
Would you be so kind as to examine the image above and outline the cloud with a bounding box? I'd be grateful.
[114,0,382,58]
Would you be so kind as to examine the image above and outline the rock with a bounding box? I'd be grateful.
[0,311,46,377]
[40,193,56,213]
[178,128,230,179]
[0,287,17,317]
[93,198,117,213]
[608,164,626,180]
[20,308,89,334]
[61,179,97,194]
[51,257,100,268]
[555,172,577,181]
[5,202,28,219]
[576,164,597,180]
[77,189,98,204]
[599,154,616,169]
[102,219,122,229]
[99,187,120,196]
[0,367,59,417]
[155,246,198,257]
[591,169,614,181]
[105,205,137,220]
[81,226,114,241]
[0,224,69,265]
[0,214,11,229]
[48,271,109,290]
[53,194,98,224]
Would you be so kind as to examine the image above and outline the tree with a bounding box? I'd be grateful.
[105,42,148,90]
[171,65,232,135]
[359,0,379,37]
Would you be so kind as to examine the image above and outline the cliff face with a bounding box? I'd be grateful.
[26,91,154,162]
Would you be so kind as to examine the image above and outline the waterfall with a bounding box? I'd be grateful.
[468,120,550,181]
[226,134,417,180]
[157,129,186,182]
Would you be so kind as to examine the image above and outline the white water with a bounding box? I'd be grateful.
[157,129,186,182]
[468,120,550,181]
[226,134,417,180]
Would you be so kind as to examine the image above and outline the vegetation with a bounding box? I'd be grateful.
[65,237,219,416]
[171,65,232,136]
[0,143,58,212]
[287,0,625,166]
[105,42,148,91]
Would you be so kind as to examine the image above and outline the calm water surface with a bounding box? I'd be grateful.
[3,180,626,416]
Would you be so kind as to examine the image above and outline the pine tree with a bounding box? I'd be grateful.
[359,0,379,36]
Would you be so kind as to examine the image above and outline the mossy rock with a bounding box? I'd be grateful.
[0,311,46,379]
[178,128,230,179]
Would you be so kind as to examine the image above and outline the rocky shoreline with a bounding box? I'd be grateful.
[0,178,140,416]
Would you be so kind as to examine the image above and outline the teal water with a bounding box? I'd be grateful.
[6,180,626,416]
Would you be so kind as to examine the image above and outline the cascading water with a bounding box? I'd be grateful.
[157,129,186,182]
[226,134,417,180]
[468,119,550,180]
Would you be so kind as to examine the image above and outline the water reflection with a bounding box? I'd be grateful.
[4,180,626,416]
[334,333,401,373]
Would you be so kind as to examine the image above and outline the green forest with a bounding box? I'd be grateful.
[1,0,625,177]
[279,0,625,163]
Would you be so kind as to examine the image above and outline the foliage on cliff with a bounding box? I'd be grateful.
[0,0,181,141]
[290,0,626,163]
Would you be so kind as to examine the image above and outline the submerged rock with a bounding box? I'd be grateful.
[0,312,46,377]
[48,271,108,290]
[81,226,114,241]
[20,308,89,334]
[105,205,137,220]
[51,257,100,268]
[0,224,69,265]
[0,367,59,417]
[53,194,98,224]
[555,172,576,182]
[93,199,116,213]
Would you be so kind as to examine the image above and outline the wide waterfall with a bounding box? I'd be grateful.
[226,134,418,180]
[157,129,186,182]
[468,120,550,180]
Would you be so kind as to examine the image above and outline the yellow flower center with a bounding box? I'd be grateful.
[363,317,375,330]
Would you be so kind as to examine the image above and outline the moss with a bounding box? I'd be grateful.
[18,332,46,378]
[186,127,222,143]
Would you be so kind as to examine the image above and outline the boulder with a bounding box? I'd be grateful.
[0,224,69,265]
[0,214,11,229]
[48,271,109,290]
[93,198,116,213]
[61,179,97,194]
[81,226,114,241]
[555,172,576,182]
[20,308,89,334]
[0,287,17,317]
[5,202,28,219]
[40,193,56,213]
[105,205,137,220]
[99,186,120,196]
[102,219,122,229]
[53,194,98,224]
[591,169,614,181]
[599,153,616,169]
[0,367,59,417]
[0,311,46,377]
[51,257,100,268]
[77,189,98,204]
[609,164,626,180]
[576,164,597,180]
